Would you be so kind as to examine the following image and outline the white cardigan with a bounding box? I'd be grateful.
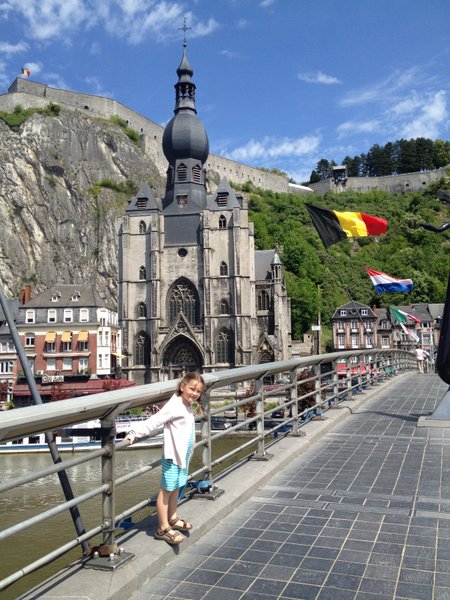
[127,394,195,469]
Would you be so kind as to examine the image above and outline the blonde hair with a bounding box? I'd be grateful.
[176,371,204,395]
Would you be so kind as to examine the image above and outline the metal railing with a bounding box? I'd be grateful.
[0,349,415,593]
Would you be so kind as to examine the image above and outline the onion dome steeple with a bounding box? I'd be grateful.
[162,38,209,212]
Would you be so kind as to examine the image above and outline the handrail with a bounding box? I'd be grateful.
[0,349,416,595]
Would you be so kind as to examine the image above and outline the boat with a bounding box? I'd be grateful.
[0,415,164,454]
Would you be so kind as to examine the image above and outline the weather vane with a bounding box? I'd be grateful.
[179,16,192,46]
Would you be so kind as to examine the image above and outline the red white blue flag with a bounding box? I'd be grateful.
[366,268,413,294]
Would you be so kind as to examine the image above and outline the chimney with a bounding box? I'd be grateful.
[19,284,32,304]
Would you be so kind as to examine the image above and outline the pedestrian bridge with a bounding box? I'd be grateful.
[3,351,450,600]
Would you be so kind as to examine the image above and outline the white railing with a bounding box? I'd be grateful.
[0,349,415,594]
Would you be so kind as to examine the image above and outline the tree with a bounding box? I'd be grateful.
[315,159,332,180]
[309,169,321,183]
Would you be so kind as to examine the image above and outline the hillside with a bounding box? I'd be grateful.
[246,180,450,339]
[0,105,165,302]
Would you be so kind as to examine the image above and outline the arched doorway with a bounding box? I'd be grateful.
[162,337,203,380]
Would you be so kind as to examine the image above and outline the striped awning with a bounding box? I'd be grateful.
[45,331,56,343]
[77,330,89,342]
[61,331,72,342]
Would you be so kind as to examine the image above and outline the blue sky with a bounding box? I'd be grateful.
[0,0,449,183]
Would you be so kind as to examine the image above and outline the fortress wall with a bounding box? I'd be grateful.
[1,79,290,193]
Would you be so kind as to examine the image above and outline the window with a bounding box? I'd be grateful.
[192,164,201,183]
[71,292,80,301]
[26,310,35,323]
[219,299,229,314]
[257,290,270,311]
[136,198,147,209]
[62,341,72,352]
[219,261,228,276]
[137,302,147,318]
[79,357,88,371]
[337,334,345,348]
[168,282,197,325]
[0,339,14,352]
[177,163,187,181]
[25,333,35,347]
[337,321,345,331]
[176,194,188,206]
[217,192,228,207]
[366,335,373,348]
[351,334,359,348]
[62,357,72,371]
[339,309,347,317]
[361,308,368,316]
[139,220,146,234]
[48,309,57,323]
[216,329,232,363]
[381,335,390,347]
[80,308,89,322]
[135,332,150,365]
[46,358,56,371]
[46,342,56,352]
[218,215,227,229]
[51,292,61,302]
[78,341,88,351]
[380,319,389,330]
[350,320,358,330]
[64,309,73,323]
[0,360,13,374]
[139,265,146,280]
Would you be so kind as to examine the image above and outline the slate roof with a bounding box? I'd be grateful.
[22,284,114,309]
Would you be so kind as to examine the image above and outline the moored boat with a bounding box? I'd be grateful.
[0,415,163,453]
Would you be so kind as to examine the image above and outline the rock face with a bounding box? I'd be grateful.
[0,108,165,304]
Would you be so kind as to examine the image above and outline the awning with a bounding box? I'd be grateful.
[61,331,72,342]
[77,330,89,342]
[45,331,56,343]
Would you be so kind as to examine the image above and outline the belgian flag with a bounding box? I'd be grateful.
[306,203,388,248]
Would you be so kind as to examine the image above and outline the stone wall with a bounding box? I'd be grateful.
[1,78,290,194]
[308,166,450,196]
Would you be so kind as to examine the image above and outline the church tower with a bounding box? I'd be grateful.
[118,42,291,383]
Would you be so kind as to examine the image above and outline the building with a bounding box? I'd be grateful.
[14,284,127,406]
[118,44,292,383]
[0,299,19,409]
[332,302,377,352]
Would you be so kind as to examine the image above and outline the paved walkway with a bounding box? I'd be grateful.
[130,374,450,600]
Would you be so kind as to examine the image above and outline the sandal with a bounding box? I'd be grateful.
[169,517,193,532]
[154,526,184,545]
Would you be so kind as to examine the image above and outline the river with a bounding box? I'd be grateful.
[1,437,252,600]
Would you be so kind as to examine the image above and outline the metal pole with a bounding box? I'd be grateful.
[0,287,89,553]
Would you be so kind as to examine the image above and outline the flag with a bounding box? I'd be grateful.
[389,306,421,324]
[400,323,420,343]
[20,68,30,77]
[305,203,388,248]
[365,268,413,294]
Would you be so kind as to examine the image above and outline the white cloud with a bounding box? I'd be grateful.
[298,71,341,85]
[226,135,320,163]
[336,119,380,138]
[0,40,28,54]
[220,49,239,59]
[340,68,419,107]
[399,90,448,139]
[23,61,41,76]
[260,0,275,7]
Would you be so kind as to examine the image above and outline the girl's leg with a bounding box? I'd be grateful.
[156,487,177,530]
[168,488,180,524]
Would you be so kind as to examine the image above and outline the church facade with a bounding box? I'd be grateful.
[118,44,291,383]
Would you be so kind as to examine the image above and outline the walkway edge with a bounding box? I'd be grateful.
[18,375,407,600]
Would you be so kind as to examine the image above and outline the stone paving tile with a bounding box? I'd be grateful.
[130,376,450,600]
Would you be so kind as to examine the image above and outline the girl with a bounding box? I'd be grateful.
[125,372,204,545]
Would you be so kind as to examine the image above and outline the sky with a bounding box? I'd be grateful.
[0,0,449,184]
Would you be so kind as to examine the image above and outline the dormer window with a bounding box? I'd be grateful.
[340,309,347,317]
[217,192,228,207]
[136,198,147,209]
[51,292,61,302]
[71,291,80,302]
[177,195,188,207]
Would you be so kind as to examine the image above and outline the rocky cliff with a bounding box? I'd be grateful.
[0,107,165,305]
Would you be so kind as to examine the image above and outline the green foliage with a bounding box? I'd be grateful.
[109,115,141,145]
[88,178,138,201]
[242,182,450,339]
[0,102,61,131]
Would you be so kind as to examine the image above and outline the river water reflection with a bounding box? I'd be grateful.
[1,436,252,600]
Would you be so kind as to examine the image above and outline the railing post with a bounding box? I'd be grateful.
[290,367,304,437]
[253,376,272,460]
[101,416,117,550]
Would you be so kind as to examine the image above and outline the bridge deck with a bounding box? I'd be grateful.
[20,373,450,600]
[132,374,450,600]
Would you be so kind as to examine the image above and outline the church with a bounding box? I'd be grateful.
[118,42,292,383]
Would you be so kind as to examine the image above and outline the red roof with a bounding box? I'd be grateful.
[14,378,136,398]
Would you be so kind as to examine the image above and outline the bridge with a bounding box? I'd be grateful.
[2,353,450,599]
